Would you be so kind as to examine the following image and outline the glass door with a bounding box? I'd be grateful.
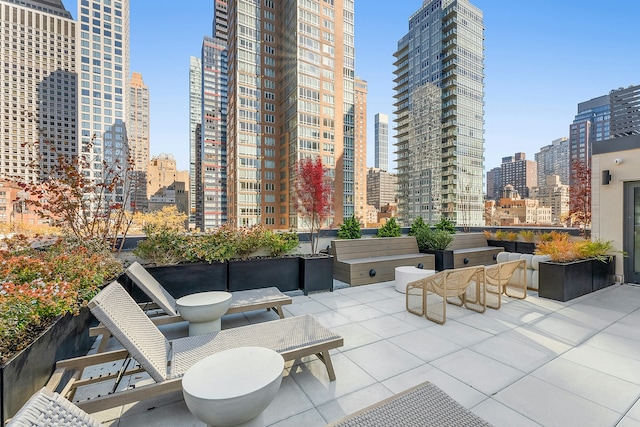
[624,182,640,283]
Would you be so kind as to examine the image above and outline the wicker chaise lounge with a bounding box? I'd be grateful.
[327,381,492,426]
[92,262,293,351]
[406,266,486,324]
[6,388,100,427]
[48,282,343,414]
[126,261,293,319]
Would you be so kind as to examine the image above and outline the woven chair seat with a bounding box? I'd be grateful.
[7,388,99,427]
[328,381,492,426]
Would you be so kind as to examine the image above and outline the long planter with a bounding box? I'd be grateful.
[592,256,616,291]
[141,262,227,299]
[300,255,333,295]
[538,259,598,302]
[0,307,96,424]
[228,257,300,292]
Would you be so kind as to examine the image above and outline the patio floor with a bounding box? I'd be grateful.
[83,280,640,427]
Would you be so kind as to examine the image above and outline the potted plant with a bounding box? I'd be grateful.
[376,217,401,237]
[535,235,618,301]
[516,229,536,254]
[0,236,123,423]
[416,228,455,271]
[294,157,334,294]
[337,215,362,239]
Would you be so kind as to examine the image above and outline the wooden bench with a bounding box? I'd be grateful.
[332,236,435,286]
[449,233,503,268]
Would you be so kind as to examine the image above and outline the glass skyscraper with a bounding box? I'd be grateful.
[394,0,484,227]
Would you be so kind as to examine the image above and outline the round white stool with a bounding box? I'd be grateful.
[395,266,436,293]
[176,291,232,336]
[182,346,284,427]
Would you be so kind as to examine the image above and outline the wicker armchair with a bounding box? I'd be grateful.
[406,266,486,324]
[485,259,526,309]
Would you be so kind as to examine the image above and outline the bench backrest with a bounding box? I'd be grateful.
[332,236,420,261]
[448,233,490,250]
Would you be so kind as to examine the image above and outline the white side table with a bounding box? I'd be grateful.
[182,346,284,427]
[176,291,232,336]
[395,266,436,293]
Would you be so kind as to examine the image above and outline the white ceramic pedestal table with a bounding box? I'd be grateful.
[395,266,436,293]
[182,346,284,427]
[175,291,232,336]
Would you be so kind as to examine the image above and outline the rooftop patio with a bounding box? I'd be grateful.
[82,279,640,427]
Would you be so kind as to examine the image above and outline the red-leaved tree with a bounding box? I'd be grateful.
[568,159,591,237]
[294,156,332,255]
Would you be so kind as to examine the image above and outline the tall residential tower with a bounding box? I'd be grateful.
[77,0,130,205]
[226,0,358,230]
[394,0,485,227]
[1,0,76,182]
[128,72,149,211]
[374,113,389,171]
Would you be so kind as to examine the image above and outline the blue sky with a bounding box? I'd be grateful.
[65,1,640,173]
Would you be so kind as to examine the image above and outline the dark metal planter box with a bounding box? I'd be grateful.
[423,249,454,271]
[0,307,96,424]
[592,256,616,291]
[300,255,333,295]
[126,262,228,301]
[228,257,300,292]
[515,242,536,254]
[487,240,516,253]
[538,260,593,302]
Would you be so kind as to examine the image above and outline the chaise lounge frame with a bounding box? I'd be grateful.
[47,282,343,414]
[91,261,293,352]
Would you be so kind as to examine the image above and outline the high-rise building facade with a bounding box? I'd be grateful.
[354,77,367,224]
[500,152,537,199]
[535,137,569,187]
[569,94,609,167]
[531,175,569,225]
[188,56,202,229]
[486,167,501,201]
[1,0,76,183]
[374,113,389,171]
[200,34,228,230]
[610,84,640,138]
[77,0,130,205]
[226,0,357,230]
[394,0,484,227]
[128,72,149,212]
[190,0,228,231]
[366,167,398,210]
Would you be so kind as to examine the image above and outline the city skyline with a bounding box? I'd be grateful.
[63,0,640,172]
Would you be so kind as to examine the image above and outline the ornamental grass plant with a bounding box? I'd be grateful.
[0,235,123,364]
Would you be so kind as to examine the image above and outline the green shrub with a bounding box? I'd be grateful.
[415,228,454,251]
[434,217,456,234]
[134,228,187,265]
[376,217,401,237]
[264,230,299,257]
[337,215,362,239]
[408,217,427,236]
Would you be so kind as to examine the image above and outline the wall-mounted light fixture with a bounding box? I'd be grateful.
[602,170,611,185]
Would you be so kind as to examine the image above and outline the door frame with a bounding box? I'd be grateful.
[624,181,640,284]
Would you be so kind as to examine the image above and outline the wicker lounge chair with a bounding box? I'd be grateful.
[406,266,486,324]
[485,259,527,309]
[327,381,492,426]
[92,262,293,351]
[6,388,99,427]
[48,282,343,414]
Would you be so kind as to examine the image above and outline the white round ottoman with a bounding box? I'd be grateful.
[176,291,232,336]
[182,346,284,427]
[395,266,436,293]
